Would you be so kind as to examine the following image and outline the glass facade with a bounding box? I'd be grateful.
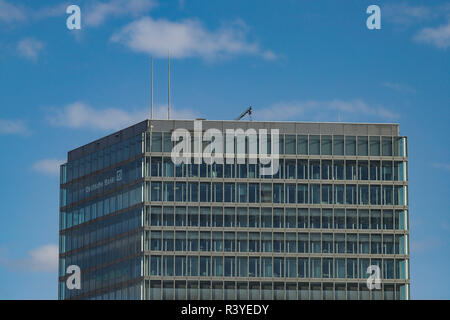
[59,120,409,300]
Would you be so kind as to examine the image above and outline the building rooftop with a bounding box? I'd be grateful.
[67,119,401,162]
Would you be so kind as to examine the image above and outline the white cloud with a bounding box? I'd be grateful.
[381,82,416,94]
[414,22,450,49]
[17,38,44,61]
[0,0,66,25]
[0,0,26,24]
[0,244,58,273]
[85,0,157,27]
[255,99,399,122]
[111,16,275,60]
[0,118,29,135]
[46,102,198,131]
[432,163,450,172]
[32,159,65,175]
[384,3,433,25]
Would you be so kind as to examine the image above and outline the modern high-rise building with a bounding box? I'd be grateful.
[58,119,409,300]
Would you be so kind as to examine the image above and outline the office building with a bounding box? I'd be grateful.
[59,119,409,300]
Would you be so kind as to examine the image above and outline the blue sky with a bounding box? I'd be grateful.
[0,0,449,299]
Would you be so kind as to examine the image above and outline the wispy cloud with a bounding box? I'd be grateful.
[0,0,26,24]
[384,2,450,49]
[255,99,399,122]
[381,82,416,94]
[111,16,276,61]
[32,159,65,176]
[0,244,58,273]
[415,21,450,49]
[46,102,198,131]
[384,3,434,26]
[85,0,157,27]
[432,163,450,172]
[17,38,44,61]
[0,118,29,135]
[0,0,67,25]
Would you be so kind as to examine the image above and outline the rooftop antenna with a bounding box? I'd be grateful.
[236,106,253,121]
[151,56,154,120]
[168,51,170,120]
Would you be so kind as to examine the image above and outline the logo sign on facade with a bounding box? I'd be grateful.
[85,169,123,193]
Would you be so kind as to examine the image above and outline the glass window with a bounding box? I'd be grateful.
[357,136,368,156]
[310,209,320,229]
[333,135,344,155]
[383,185,393,205]
[334,234,345,254]
[321,135,332,155]
[310,184,320,204]
[334,160,344,180]
[188,231,198,251]
[311,258,321,278]
[285,135,296,154]
[273,208,284,228]
[298,258,309,278]
[297,160,308,179]
[297,135,308,155]
[224,207,235,227]
[163,182,174,202]
[151,133,162,152]
[310,160,320,179]
[358,185,369,205]
[298,209,308,228]
[298,233,308,253]
[346,160,357,180]
[322,234,333,253]
[382,137,393,156]
[285,160,296,179]
[212,182,223,202]
[359,210,369,229]
[151,182,162,201]
[273,184,284,203]
[249,208,260,228]
[370,136,380,156]
[200,207,211,227]
[285,208,296,228]
[188,207,198,226]
[237,183,247,203]
[358,161,369,180]
[321,184,333,204]
[345,185,357,205]
[188,182,198,202]
[334,209,345,229]
[224,183,235,203]
[175,207,186,226]
[346,209,357,229]
[248,183,259,203]
[309,135,320,155]
[200,183,211,202]
[237,232,248,252]
[382,161,393,180]
[322,160,332,180]
[371,210,381,230]
[261,184,272,203]
[175,183,187,202]
[345,136,356,155]
[371,234,382,254]
[285,184,296,204]
[212,207,223,227]
[261,208,272,228]
[322,209,332,228]
[359,234,370,254]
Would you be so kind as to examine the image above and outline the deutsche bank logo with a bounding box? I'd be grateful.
[116,169,123,182]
